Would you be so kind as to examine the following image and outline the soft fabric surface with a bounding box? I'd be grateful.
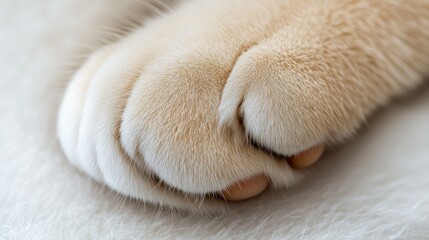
[1,1,428,239]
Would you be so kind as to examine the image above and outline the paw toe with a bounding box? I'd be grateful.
[222,175,269,201]
[287,144,325,169]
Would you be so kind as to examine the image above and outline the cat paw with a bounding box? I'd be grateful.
[57,0,361,212]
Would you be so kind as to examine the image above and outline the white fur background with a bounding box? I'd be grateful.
[1,0,429,239]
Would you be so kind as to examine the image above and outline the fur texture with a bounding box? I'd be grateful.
[56,0,429,211]
[1,0,429,239]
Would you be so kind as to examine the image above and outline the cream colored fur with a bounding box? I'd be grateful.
[2,0,429,238]
[57,0,429,212]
